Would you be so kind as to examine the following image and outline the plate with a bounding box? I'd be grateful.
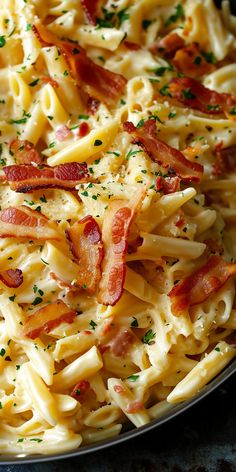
[1,359,235,465]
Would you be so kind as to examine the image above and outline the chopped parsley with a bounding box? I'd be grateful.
[215,346,221,352]
[142,329,156,345]
[168,111,176,119]
[127,374,139,382]
[159,84,172,97]
[142,19,152,30]
[32,297,43,306]
[0,36,6,48]
[29,78,39,87]
[89,320,97,330]
[0,402,2,409]
[202,51,217,64]
[131,317,139,327]
[182,88,196,100]
[136,119,145,128]
[94,139,103,146]
[78,114,89,120]
[229,107,236,115]
[193,56,202,65]
[0,348,6,357]
[9,117,27,125]
[40,195,47,203]
[9,295,16,302]
[165,4,184,28]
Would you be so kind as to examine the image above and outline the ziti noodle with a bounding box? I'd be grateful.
[0,0,235,456]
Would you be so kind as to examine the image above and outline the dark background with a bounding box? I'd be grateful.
[0,374,235,472]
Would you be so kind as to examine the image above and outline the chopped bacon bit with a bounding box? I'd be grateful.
[0,206,60,241]
[213,144,236,175]
[0,269,23,288]
[24,299,76,339]
[156,176,180,194]
[55,125,72,142]
[79,121,90,137]
[9,139,42,165]
[84,330,92,335]
[3,162,90,193]
[124,41,141,51]
[87,97,100,115]
[126,400,144,413]
[150,32,185,57]
[175,217,185,229]
[173,43,215,78]
[41,76,59,88]
[66,215,103,293]
[70,380,90,401]
[81,0,99,25]
[102,328,134,357]
[33,24,127,105]
[124,119,203,182]
[113,385,125,394]
[169,77,236,116]
[98,191,144,306]
[168,255,236,316]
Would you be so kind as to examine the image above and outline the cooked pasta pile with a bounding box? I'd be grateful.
[0,0,236,456]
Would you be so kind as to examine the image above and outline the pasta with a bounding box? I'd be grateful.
[0,0,236,457]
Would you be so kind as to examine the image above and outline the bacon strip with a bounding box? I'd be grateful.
[101,328,134,357]
[81,0,99,24]
[0,206,60,240]
[0,269,23,288]
[156,176,180,194]
[169,255,236,315]
[66,215,103,293]
[169,77,236,115]
[123,119,203,182]
[150,32,185,57]
[9,139,42,165]
[173,43,215,78]
[98,190,144,306]
[33,24,127,105]
[24,300,76,339]
[70,380,90,402]
[3,162,90,193]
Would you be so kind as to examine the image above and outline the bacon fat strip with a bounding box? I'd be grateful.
[0,206,60,241]
[3,162,90,193]
[24,300,76,339]
[33,24,127,105]
[169,77,236,116]
[66,215,103,293]
[168,255,236,316]
[123,119,203,182]
[98,190,144,306]
[81,0,99,24]
[0,269,23,288]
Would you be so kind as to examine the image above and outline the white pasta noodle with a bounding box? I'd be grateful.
[0,0,235,456]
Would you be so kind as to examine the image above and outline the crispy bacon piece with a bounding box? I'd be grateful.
[24,300,76,339]
[156,176,180,194]
[169,77,236,115]
[150,32,185,57]
[98,191,144,306]
[113,385,125,394]
[0,206,60,241]
[213,144,236,175]
[70,380,90,402]
[81,0,99,24]
[169,255,236,316]
[3,162,90,193]
[66,215,103,293]
[173,43,215,78]
[55,125,72,142]
[102,328,134,357]
[33,24,127,105]
[126,401,144,413]
[123,119,203,182]
[78,122,90,137]
[0,269,23,288]
[41,76,59,88]
[87,97,100,115]
[9,139,42,165]
[124,41,141,51]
